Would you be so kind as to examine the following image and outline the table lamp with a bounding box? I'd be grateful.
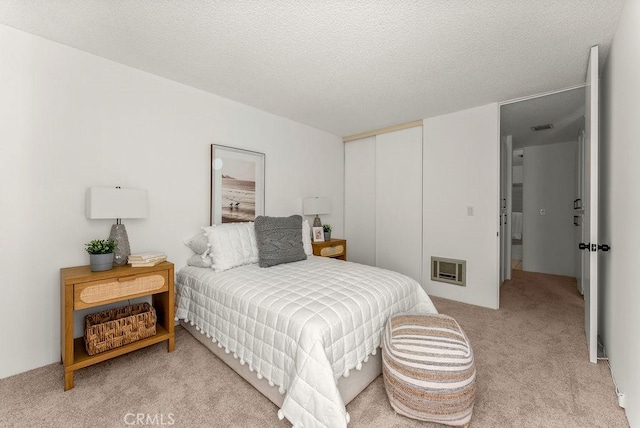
[302,197,331,227]
[86,186,149,266]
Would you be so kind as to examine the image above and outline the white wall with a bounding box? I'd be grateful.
[422,104,500,309]
[0,25,343,379]
[522,141,577,276]
[600,0,640,424]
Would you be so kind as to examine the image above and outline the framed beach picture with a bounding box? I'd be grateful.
[312,226,325,242]
[210,144,265,225]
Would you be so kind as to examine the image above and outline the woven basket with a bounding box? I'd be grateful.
[84,302,157,355]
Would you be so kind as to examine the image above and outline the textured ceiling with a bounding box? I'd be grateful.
[501,87,585,150]
[0,1,624,137]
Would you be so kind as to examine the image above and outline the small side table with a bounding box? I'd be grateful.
[312,238,347,261]
[60,261,175,390]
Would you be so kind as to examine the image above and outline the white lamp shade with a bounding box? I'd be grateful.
[86,187,149,219]
[303,197,331,215]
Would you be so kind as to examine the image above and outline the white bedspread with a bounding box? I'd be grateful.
[175,256,437,427]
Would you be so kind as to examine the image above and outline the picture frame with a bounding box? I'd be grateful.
[312,226,325,242]
[210,144,265,225]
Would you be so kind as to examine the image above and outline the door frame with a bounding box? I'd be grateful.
[498,86,587,285]
[499,135,513,282]
[583,45,600,364]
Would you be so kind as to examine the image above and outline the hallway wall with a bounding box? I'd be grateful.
[522,141,577,276]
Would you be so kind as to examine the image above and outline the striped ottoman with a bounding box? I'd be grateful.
[382,313,476,427]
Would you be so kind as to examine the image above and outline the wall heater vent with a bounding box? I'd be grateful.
[431,257,466,286]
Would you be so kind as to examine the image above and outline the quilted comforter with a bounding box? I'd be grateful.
[175,256,437,427]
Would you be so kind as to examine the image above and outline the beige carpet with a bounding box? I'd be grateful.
[0,270,628,427]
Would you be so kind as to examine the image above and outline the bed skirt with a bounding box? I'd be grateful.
[181,321,382,408]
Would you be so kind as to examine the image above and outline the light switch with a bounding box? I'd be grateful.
[467,206,474,216]
[540,208,546,216]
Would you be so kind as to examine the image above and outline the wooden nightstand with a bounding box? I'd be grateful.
[312,238,347,261]
[60,262,175,391]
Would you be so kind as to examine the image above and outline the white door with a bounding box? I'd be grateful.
[344,137,376,266]
[376,126,423,282]
[576,129,585,295]
[582,45,599,364]
[500,136,513,282]
[500,138,506,283]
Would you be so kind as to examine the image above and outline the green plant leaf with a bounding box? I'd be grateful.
[85,238,116,254]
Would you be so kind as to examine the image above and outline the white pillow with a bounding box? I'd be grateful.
[202,222,259,272]
[186,254,213,268]
[183,232,210,256]
[302,219,313,256]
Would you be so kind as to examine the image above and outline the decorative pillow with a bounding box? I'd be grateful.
[183,232,210,256]
[202,222,259,272]
[254,215,307,268]
[186,254,213,268]
[302,219,313,256]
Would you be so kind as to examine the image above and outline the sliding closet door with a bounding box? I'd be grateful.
[375,127,423,281]
[344,136,376,266]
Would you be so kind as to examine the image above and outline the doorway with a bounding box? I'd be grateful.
[498,47,601,364]
[499,87,585,281]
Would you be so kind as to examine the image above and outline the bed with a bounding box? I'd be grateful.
[175,253,437,427]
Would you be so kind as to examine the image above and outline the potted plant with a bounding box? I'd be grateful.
[85,239,117,272]
[323,224,332,241]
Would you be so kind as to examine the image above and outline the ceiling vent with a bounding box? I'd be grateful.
[531,123,554,132]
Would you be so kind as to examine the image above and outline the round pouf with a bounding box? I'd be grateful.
[382,313,476,427]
